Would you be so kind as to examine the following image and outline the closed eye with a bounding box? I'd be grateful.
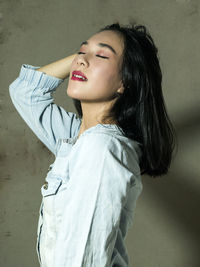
[77,52,109,59]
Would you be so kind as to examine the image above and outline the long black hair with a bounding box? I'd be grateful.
[72,21,178,178]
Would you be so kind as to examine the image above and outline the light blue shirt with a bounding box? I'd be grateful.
[9,64,143,267]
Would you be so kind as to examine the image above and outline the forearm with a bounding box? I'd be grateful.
[9,64,79,155]
[36,53,77,80]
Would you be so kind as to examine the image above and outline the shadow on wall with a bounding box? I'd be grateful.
[143,104,200,264]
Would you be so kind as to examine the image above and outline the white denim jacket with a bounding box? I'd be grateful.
[9,64,143,267]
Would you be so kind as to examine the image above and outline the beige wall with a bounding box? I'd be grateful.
[1,0,200,266]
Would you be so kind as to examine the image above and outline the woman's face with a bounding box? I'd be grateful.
[67,30,124,102]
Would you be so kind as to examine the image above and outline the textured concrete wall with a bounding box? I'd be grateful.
[1,0,200,266]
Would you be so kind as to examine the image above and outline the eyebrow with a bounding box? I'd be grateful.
[80,41,117,55]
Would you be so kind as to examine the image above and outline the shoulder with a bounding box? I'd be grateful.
[71,129,141,167]
[78,130,127,148]
[73,131,139,165]
[74,132,118,155]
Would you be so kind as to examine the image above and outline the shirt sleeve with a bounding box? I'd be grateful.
[54,133,140,267]
[9,64,81,156]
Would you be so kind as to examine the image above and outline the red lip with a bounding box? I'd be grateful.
[72,70,88,80]
[71,76,87,82]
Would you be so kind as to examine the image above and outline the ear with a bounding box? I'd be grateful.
[117,80,125,94]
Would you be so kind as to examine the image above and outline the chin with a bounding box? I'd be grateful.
[66,89,82,100]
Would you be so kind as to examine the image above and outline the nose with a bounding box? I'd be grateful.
[77,55,88,67]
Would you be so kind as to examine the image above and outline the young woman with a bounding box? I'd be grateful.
[9,22,177,267]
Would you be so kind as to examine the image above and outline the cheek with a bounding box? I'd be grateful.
[90,72,118,99]
[93,64,118,86]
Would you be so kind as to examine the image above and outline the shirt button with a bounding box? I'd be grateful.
[48,164,53,171]
[43,181,48,190]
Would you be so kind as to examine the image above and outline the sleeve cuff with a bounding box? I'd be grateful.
[19,64,65,90]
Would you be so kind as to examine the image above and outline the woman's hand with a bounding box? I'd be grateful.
[36,53,77,80]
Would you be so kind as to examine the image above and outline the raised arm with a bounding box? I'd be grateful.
[9,54,81,156]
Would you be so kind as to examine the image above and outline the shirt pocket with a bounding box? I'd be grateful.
[40,176,64,218]
[49,141,73,179]
[41,177,62,197]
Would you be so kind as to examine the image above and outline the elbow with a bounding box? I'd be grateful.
[9,79,19,103]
